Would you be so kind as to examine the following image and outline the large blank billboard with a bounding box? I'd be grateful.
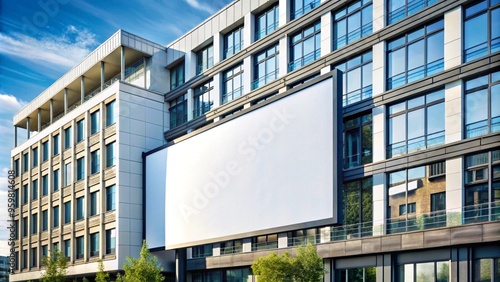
[147,76,341,250]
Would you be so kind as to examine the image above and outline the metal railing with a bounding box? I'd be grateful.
[252,69,279,90]
[287,234,321,247]
[252,241,278,251]
[220,245,243,255]
[289,49,321,71]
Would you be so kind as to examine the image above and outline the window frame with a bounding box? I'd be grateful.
[255,3,279,40]
[193,80,214,118]
[343,113,373,169]
[169,95,188,128]
[291,0,320,20]
[334,51,373,107]
[289,21,321,71]
[76,119,85,143]
[222,64,244,104]
[90,110,100,135]
[463,0,500,62]
[333,0,373,50]
[387,0,439,24]
[196,44,214,74]
[253,44,279,90]
[223,26,244,59]
[170,62,185,90]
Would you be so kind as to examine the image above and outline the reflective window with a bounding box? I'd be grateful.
[64,201,71,224]
[106,229,116,254]
[292,0,320,19]
[106,142,115,168]
[220,239,243,255]
[90,110,100,135]
[32,179,38,200]
[64,127,72,149]
[193,80,214,118]
[255,4,279,40]
[253,44,279,89]
[90,233,99,257]
[464,71,500,138]
[14,159,19,177]
[387,20,444,90]
[76,196,84,221]
[192,244,213,258]
[105,100,115,126]
[41,210,48,232]
[196,44,214,74]
[397,261,450,282]
[91,149,100,174]
[32,147,38,167]
[53,169,59,192]
[76,157,85,181]
[30,247,37,267]
[170,61,185,90]
[336,178,372,240]
[22,217,27,238]
[388,0,439,24]
[169,95,187,128]
[31,213,38,234]
[387,90,445,158]
[90,191,98,216]
[76,236,84,259]
[23,153,28,172]
[76,119,85,143]
[387,162,446,233]
[334,0,373,50]
[53,205,59,228]
[335,51,373,106]
[287,228,319,246]
[335,267,376,282]
[464,149,500,223]
[63,239,70,259]
[22,184,28,204]
[53,134,59,156]
[42,174,48,196]
[252,234,278,251]
[222,64,244,104]
[289,21,321,71]
[106,185,116,211]
[464,0,500,62]
[42,141,49,162]
[64,162,72,187]
[344,113,372,168]
[224,26,244,59]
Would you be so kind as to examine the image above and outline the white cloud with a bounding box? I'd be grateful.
[0,25,98,69]
[185,0,216,14]
[0,94,27,116]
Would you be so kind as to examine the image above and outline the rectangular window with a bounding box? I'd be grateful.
[90,233,99,257]
[289,22,321,71]
[64,239,70,259]
[387,162,446,233]
[292,0,320,19]
[41,245,48,263]
[91,150,100,174]
[14,189,19,208]
[90,110,100,135]
[253,44,279,89]
[53,206,59,228]
[169,95,187,128]
[14,159,19,177]
[170,63,185,90]
[224,26,244,59]
[23,153,28,172]
[31,247,37,267]
[106,229,116,254]
[31,213,38,234]
[464,71,500,138]
[192,244,213,258]
[387,20,444,90]
[431,192,446,212]
[464,149,500,223]
[344,113,373,168]
[76,157,85,181]
[464,0,500,62]
[252,234,278,251]
[255,3,279,40]
[76,236,84,259]
[334,0,373,49]
[42,141,49,162]
[22,217,28,237]
[222,64,244,104]
[32,179,38,200]
[64,201,71,224]
[53,169,59,191]
[22,250,27,269]
[287,228,319,246]
[106,142,115,167]
[41,210,48,232]
[397,261,450,281]
[106,100,115,126]
[335,266,377,282]
[76,196,84,221]
[221,239,243,255]
[338,178,373,240]
[41,174,48,196]
[335,51,373,106]
[76,119,85,143]
[193,80,214,118]
[64,127,72,149]
[53,134,59,156]
[106,185,116,211]
[32,147,38,167]
[196,44,214,74]
[90,191,98,216]
[22,184,28,204]
[388,0,439,24]
[387,89,445,158]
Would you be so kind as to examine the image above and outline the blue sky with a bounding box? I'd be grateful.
[0,0,233,256]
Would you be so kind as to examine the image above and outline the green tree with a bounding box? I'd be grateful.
[40,249,68,282]
[96,259,110,282]
[252,244,324,282]
[116,240,165,282]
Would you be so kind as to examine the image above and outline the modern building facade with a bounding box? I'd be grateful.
[10,0,500,281]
